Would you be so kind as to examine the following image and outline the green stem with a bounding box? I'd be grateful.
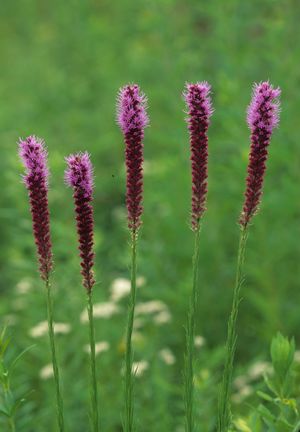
[46,278,65,432]
[217,226,248,432]
[292,420,300,432]
[124,230,137,432]
[8,417,16,432]
[87,291,99,432]
[184,227,201,432]
[5,387,16,432]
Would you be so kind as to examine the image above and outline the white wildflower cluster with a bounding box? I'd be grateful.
[83,341,110,356]
[194,335,206,348]
[80,277,147,323]
[80,302,120,323]
[294,350,300,362]
[132,360,149,377]
[110,278,131,302]
[159,348,176,365]
[29,321,71,338]
[109,276,146,302]
[81,276,171,328]
[136,300,166,314]
[40,364,53,380]
[136,300,172,325]
[232,360,271,404]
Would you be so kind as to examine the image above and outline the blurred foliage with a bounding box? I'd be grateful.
[0,327,34,431]
[0,0,300,430]
[234,333,300,432]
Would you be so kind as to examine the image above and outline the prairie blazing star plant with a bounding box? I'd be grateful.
[217,81,281,432]
[183,82,213,432]
[15,81,284,431]
[65,152,99,432]
[117,83,148,432]
[19,136,65,432]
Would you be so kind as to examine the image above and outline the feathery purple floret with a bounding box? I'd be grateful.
[247,81,280,131]
[240,81,281,227]
[19,136,52,280]
[65,152,93,198]
[65,152,95,292]
[184,82,213,231]
[117,84,148,134]
[117,84,148,232]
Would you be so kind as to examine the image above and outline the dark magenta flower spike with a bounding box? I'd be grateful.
[184,82,213,231]
[19,136,53,280]
[117,83,148,432]
[65,152,99,432]
[240,81,281,227]
[65,152,95,292]
[182,83,213,432]
[218,82,281,432]
[19,136,65,431]
[117,83,148,234]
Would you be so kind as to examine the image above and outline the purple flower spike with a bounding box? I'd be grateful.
[240,81,281,227]
[19,136,52,280]
[117,84,149,232]
[65,152,93,198]
[65,152,95,292]
[247,81,281,131]
[117,84,149,134]
[184,82,213,231]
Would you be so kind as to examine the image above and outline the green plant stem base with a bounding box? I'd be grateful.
[217,226,248,432]
[124,230,138,432]
[184,227,201,432]
[87,290,99,432]
[46,278,65,432]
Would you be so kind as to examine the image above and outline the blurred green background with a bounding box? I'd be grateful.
[0,0,300,430]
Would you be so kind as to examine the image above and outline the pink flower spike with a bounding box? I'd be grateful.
[184,82,213,231]
[117,84,149,135]
[247,81,281,132]
[116,84,149,232]
[65,152,95,292]
[240,81,281,227]
[65,152,93,199]
[19,136,52,280]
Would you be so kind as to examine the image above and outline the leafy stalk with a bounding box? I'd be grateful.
[124,231,138,432]
[46,279,65,432]
[184,226,201,432]
[8,418,16,432]
[0,341,16,432]
[217,226,248,432]
[65,152,98,431]
[87,291,99,432]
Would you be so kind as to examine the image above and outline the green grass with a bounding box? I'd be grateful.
[1,0,300,430]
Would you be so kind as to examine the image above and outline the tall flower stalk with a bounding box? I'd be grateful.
[117,84,148,432]
[19,136,65,431]
[65,152,98,432]
[217,81,281,432]
[183,82,213,432]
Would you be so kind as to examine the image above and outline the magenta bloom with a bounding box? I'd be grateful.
[184,82,213,231]
[65,152,95,292]
[19,136,52,280]
[117,84,148,232]
[240,81,281,227]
